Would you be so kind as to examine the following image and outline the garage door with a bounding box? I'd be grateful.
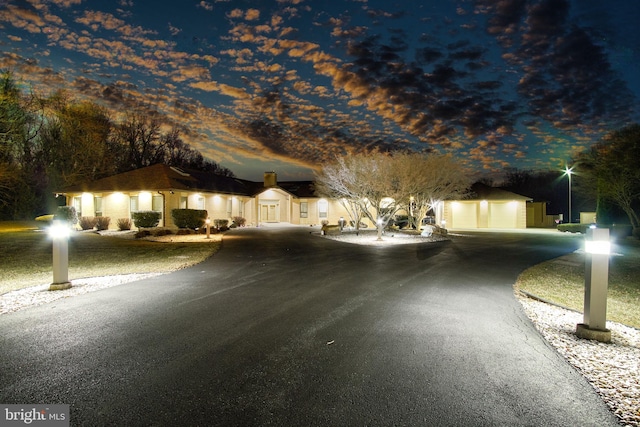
[451,202,477,228]
[489,202,516,228]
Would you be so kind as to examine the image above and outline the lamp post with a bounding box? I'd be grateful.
[576,227,611,343]
[49,220,72,291]
[563,165,573,223]
[205,217,211,239]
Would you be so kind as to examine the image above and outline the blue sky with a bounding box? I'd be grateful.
[1,0,638,180]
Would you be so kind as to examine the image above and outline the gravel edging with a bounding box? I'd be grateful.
[0,273,166,315]
[516,293,640,426]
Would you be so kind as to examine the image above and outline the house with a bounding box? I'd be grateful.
[58,165,532,230]
[439,183,532,229]
[59,164,329,228]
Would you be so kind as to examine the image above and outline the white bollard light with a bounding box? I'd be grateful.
[576,227,611,342]
[49,220,72,291]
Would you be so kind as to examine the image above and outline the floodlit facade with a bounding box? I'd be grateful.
[58,165,531,230]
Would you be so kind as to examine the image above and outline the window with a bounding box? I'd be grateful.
[180,196,187,209]
[227,199,232,217]
[300,202,308,218]
[94,196,103,217]
[318,200,328,218]
[196,196,205,210]
[152,195,163,218]
[130,195,139,213]
[73,196,82,217]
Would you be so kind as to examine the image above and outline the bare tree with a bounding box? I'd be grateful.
[392,152,470,229]
[39,99,115,187]
[316,151,469,240]
[114,113,163,170]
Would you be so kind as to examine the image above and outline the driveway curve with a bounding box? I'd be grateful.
[0,226,618,426]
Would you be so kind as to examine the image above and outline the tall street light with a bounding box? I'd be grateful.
[563,165,573,223]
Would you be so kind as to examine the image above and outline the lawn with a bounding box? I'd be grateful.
[516,237,640,329]
[0,221,221,294]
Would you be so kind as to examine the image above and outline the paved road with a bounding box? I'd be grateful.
[0,227,618,426]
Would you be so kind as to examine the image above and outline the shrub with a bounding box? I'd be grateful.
[214,219,229,228]
[232,216,246,227]
[132,211,161,228]
[172,209,208,230]
[79,216,97,230]
[95,216,111,231]
[134,229,152,239]
[153,228,173,237]
[54,206,78,225]
[214,219,229,231]
[176,228,194,235]
[557,223,588,233]
[117,218,132,231]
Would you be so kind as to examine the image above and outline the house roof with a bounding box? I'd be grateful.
[60,164,317,198]
[61,165,532,202]
[466,182,532,201]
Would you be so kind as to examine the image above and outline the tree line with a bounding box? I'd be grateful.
[0,71,233,220]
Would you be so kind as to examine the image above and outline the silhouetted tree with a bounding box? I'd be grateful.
[576,124,640,230]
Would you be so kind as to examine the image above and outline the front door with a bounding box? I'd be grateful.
[260,202,279,222]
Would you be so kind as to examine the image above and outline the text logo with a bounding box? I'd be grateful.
[1,405,69,427]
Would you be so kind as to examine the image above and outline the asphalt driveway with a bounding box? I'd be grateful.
[0,226,618,426]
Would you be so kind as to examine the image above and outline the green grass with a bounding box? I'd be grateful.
[0,222,221,294]
[516,238,640,329]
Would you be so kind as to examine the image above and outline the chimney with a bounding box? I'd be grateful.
[264,171,277,187]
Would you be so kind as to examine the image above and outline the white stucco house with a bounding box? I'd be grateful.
[58,164,532,230]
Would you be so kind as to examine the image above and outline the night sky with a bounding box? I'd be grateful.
[1,0,638,180]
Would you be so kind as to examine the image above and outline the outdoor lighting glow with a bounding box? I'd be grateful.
[48,221,70,239]
[585,240,611,255]
[563,165,574,223]
[112,192,125,202]
[139,191,152,202]
[480,200,488,206]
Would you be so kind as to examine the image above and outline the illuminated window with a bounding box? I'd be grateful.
[94,196,103,217]
[130,195,139,213]
[180,196,187,209]
[196,196,205,210]
[227,199,232,217]
[73,196,82,217]
[318,199,328,218]
[300,202,308,218]
[152,195,163,218]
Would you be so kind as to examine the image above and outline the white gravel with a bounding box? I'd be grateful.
[517,294,640,426]
[0,273,165,315]
[2,229,638,426]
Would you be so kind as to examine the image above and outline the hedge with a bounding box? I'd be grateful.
[172,209,208,229]
[132,211,161,228]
